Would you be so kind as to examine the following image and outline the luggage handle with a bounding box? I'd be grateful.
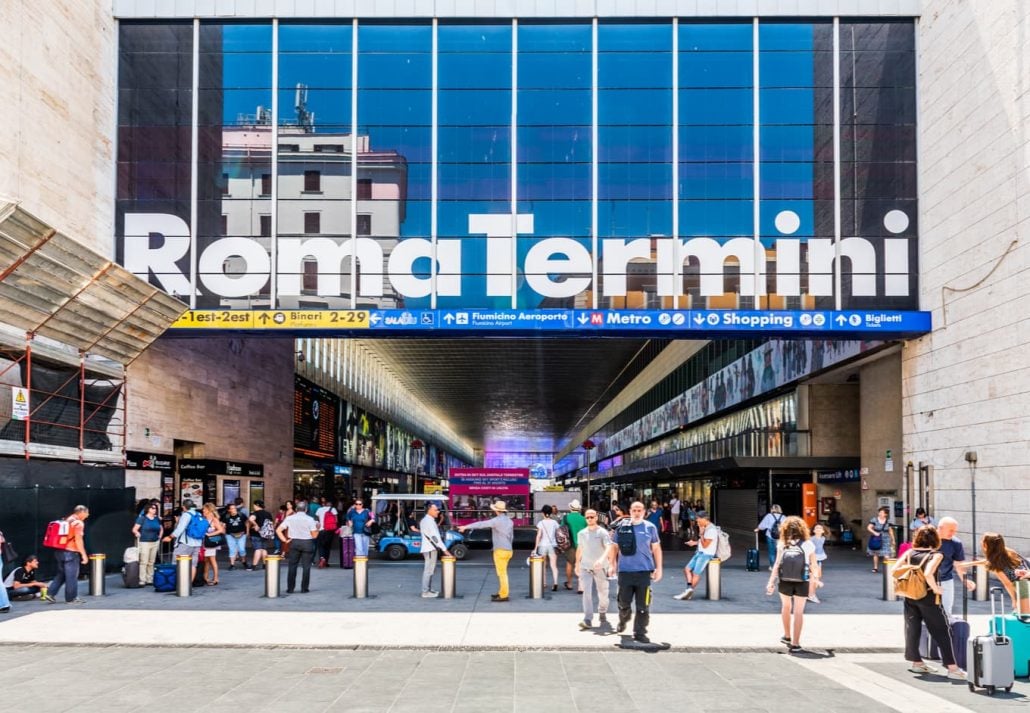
[755,531,760,550]
[990,586,1006,639]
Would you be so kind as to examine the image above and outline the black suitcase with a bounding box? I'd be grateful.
[746,533,761,572]
[920,577,971,669]
[122,561,142,588]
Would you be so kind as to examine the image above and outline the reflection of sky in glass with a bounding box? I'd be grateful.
[206,21,825,303]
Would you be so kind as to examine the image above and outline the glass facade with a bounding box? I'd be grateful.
[117,18,918,312]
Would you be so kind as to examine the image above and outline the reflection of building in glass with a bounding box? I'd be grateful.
[220,118,408,309]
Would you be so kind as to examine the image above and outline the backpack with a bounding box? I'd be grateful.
[892,556,930,600]
[769,515,784,540]
[184,511,210,541]
[43,519,71,549]
[715,528,732,561]
[323,509,338,531]
[555,517,571,553]
[259,516,276,540]
[616,521,637,557]
[778,541,808,582]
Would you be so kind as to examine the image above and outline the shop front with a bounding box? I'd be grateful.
[177,458,265,510]
[125,450,177,525]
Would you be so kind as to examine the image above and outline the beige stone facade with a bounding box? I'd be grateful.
[0,1,116,253]
[904,0,1030,552]
[126,337,296,509]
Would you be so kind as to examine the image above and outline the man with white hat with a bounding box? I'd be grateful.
[459,501,515,602]
[563,500,587,592]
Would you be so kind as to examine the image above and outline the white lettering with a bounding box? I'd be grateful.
[469,213,534,297]
[602,238,651,295]
[123,213,193,296]
[524,238,592,298]
[121,213,911,303]
[277,238,383,297]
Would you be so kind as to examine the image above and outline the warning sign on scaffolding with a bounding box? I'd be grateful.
[11,387,29,421]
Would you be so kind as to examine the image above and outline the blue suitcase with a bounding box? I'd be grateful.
[746,533,760,572]
[153,562,176,592]
[989,581,1030,677]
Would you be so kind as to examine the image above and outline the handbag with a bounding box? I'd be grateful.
[2,539,17,564]
[869,535,883,550]
[203,534,224,548]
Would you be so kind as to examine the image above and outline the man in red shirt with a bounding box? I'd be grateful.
[46,505,90,604]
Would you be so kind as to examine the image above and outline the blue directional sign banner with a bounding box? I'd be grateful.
[169,309,931,337]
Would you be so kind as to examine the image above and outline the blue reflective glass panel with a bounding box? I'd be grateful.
[679,53,753,88]
[679,89,752,125]
[518,89,591,126]
[679,125,753,162]
[518,23,592,52]
[597,23,672,51]
[517,127,591,163]
[599,90,672,125]
[679,23,752,51]
[599,53,672,89]
[679,200,754,238]
[519,54,591,89]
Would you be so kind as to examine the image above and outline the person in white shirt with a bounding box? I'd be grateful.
[534,505,561,592]
[575,509,612,630]
[674,510,718,601]
[418,502,452,598]
[754,504,785,570]
[669,496,681,534]
[276,500,319,594]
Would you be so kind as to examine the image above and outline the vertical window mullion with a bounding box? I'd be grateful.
[510,18,518,310]
[351,18,358,310]
[270,19,279,309]
[431,19,438,309]
[672,19,679,310]
[189,19,199,310]
[753,18,761,312]
[592,18,599,310]
[833,17,843,311]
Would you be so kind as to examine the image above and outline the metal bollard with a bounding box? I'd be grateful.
[353,556,369,598]
[528,555,545,599]
[974,564,989,602]
[706,558,722,600]
[175,555,192,597]
[440,555,457,599]
[882,558,898,601]
[264,555,282,598]
[88,554,106,596]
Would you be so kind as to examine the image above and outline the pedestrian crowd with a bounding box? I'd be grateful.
[3,498,1029,686]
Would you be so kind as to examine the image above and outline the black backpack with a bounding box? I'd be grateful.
[778,541,808,582]
[616,521,637,557]
[769,515,784,540]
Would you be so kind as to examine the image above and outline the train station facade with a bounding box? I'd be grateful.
[0,0,1026,552]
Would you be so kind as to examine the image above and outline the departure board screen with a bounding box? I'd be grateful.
[294,375,339,459]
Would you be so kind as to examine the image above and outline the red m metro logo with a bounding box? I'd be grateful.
[590,313,603,325]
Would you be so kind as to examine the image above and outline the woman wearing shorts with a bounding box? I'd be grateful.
[535,505,560,592]
[201,502,226,585]
[766,516,820,653]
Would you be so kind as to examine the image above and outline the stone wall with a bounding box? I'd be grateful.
[861,353,904,524]
[0,1,116,253]
[904,0,1030,552]
[126,337,296,509]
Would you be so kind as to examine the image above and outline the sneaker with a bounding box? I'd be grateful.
[616,620,628,634]
[908,663,938,674]
[780,636,791,645]
[684,588,695,600]
[633,634,651,644]
[673,588,694,601]
[599,614,608,625]
[788,644,802,654]
[44,596,56,604]
[0,606,9,613]
[947,669,967,680]
[490,597,510,603]
[69,598,87,605]
[579,620,591,631]
[807,594,821,604]
[421,591,437,598]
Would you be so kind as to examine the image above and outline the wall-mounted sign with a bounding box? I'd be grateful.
[10,387,29,421]
[125,450,176,471]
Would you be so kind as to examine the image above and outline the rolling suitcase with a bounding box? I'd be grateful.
[340,536,355,569]
[968,587,1015,695]
[153,544,177,593]
[989,579,1030,677]
[122,560,142,588]
[746,532,760,572]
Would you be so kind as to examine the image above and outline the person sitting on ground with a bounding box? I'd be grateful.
[4,554,49,600]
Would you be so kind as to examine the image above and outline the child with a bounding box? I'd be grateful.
[808,524,828,603]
